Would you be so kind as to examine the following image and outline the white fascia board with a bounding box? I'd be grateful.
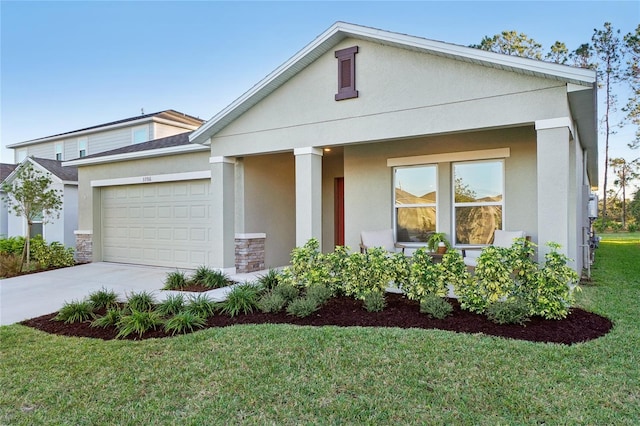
[62,143,208,167]
[190,22,596,146]
[91,170,211,187]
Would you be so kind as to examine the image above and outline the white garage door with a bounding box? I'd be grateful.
[102,180,212,268]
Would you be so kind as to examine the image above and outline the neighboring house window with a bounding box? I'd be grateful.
[55,142,63,161]
[16,149,27,162]
[394,165,437,243]
[78,137,87,158]
[335,46,359,101]
[453,160,504,245]
[132,126,149,144]
[30,212,44,239]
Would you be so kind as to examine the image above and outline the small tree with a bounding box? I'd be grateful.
[1,161,62,270]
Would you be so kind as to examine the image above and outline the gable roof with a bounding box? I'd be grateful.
[1,163,17,181]
[190,21,597,146]
[63,131,208,167]
[7,110,204,149]
[2,157,78,186]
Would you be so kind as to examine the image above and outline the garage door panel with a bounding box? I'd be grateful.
[102,180,212,268]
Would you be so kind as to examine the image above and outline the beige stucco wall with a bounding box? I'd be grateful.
[210,37,570,157]
[76,151,210,261]
[343,127,538,252]
[242,153,296,268]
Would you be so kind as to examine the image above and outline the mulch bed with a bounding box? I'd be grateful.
[20,293,613,345]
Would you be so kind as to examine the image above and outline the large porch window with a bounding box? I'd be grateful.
[394,165,437,243]
[453,160,504,245]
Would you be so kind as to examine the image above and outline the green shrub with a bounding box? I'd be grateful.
[0,236,25,255]
[125,291,157,312]
[164,311,206,335]
[286,297,319,318]
[191,266,231,289]
[30,237,74,268]
[163,270,188,290]
[627,222,638,232]
[363,291,386,313]
[0,253,23,277]
[280,238,334,289]
[157,294,187,317]
[54,300,95,323]
[256,268,282,290]
[88,288,119,310]
[202,269,232,289]
[526,243,580,320]
[116,310,163,338]
[257,291,287,313]
[401,248,447,301]
[273,283,299,302]
[305,284,333,306]
[419,295,453,319]
[342,248,397,300]
[219,284,260,317]
[91,307,123,328]
[485,299,531,325]
[186,294,217,318]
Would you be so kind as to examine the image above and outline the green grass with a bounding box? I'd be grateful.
[1,234,639,424]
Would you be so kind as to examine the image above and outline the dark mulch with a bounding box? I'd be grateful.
[20,293,612,345]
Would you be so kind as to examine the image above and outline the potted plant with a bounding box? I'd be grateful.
[427,232,450,253]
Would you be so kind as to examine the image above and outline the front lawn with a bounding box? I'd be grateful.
[1,234,638,424]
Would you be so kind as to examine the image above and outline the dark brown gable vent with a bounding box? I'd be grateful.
[335,46,358,101]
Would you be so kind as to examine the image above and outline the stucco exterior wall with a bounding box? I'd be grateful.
[343,127,538,252]
[211,38,570,157]
[242,153,296,268]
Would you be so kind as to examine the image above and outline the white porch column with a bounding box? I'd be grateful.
[210,156,236,273]
[535,118,573,265]
[294,147,323,247]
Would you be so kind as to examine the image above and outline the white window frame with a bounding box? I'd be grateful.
[132,125,149,144]
[55,142,64,161]
[452,159,505,247]
[388,148,511,248]
[393,164,438,244]
[77,137,88,158]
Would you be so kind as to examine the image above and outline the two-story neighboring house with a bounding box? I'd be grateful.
[3,110,203,248]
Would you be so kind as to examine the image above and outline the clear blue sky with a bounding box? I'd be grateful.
[1,1,638,189]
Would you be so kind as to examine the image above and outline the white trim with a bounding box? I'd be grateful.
[209,156,237,164]
[74,230,93,235]
[387,148,510,167]
[235,233,267,239]
[294,147,323,156]
[91,170,211,187]
[63,143,208,167]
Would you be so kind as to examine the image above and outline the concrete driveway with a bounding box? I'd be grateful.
[0,262,262,326]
